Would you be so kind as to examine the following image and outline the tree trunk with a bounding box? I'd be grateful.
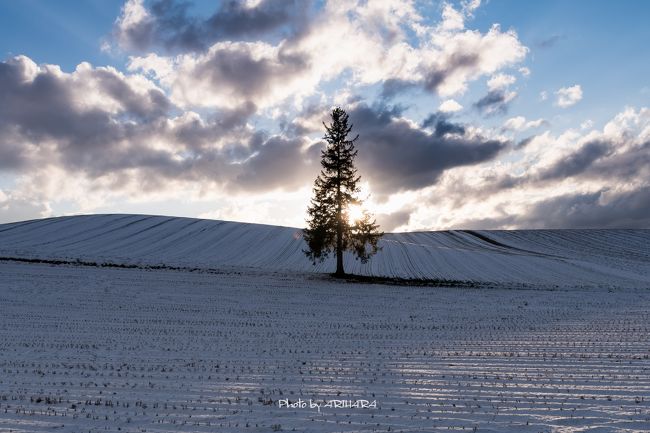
[335,144,345,277]
[335,217,344,277]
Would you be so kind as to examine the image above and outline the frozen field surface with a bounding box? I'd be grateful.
[0,261,649,432]
[0,214,649,288]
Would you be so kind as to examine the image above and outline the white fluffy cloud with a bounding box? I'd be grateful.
[125,0,528,109]
[503,116,546,131]
[0,189,52,223]
[113,0,153,51]
[424,23,527,97]
[555,84,583,108]
[2,51,648,230]
[129,41,310,109]
[487,73,516,91]
[411,106,650,230]
[439,99,463,112]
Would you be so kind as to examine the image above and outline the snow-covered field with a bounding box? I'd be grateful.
[1,214,649,288]
[1,215,649,432]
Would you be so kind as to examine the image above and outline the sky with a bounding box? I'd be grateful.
[0,0,649,231]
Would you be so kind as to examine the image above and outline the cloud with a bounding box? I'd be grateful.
[1,53,510,210]
[233,135,320,192]
[439,3,466,31]
[555,84,583,108]
[438,99,463,112]
[525,188,650,228]
[2,51,648,231]
[376,208,412,232]
[462,0,482,15]
[10,1,649,233]
[114,0,312,52]
[125,1,528,109]
[515,135,536,149]
[421,23,527,96]
[460,188,650,229]
[0,189,51,223]
[536,140,611,181]
[536,33,565,49]
[390,106,650,231]
[421,112,466,137]
[349,104,508,194]
[529,108,650,186]
[0,56,173,175]
[476,132,648,196]
[380,79,417,100]
[128,41,309,109]
[113,0,154,51]
[0,55,319,197]
[2,52,516,227]
[423,52,478,93]
[581,119,594,130]
[0,52,511,218]
[487,73,516,91]
[503,116,547,131]
[474,89,516,116]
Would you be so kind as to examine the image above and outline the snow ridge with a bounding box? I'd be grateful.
[1,214,648,288]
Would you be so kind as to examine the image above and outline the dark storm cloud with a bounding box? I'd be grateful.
[473,90,511,116]
[117,0,312,52]
[349,104,508,194]
[460,187,650,229]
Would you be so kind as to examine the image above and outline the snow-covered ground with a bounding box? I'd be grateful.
[1,214,649,432]
[0,261,649,432]
[1,214,649,288]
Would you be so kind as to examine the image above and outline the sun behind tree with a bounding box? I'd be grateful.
[303,107,383,277]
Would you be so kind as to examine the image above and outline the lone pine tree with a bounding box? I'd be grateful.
[303,107,383,277]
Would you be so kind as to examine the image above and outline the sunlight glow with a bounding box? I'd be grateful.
[347,204,364,225]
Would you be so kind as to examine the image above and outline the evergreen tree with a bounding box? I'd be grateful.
[303,107,383,276]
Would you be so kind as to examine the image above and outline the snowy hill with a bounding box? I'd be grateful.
[0,214,649,288]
